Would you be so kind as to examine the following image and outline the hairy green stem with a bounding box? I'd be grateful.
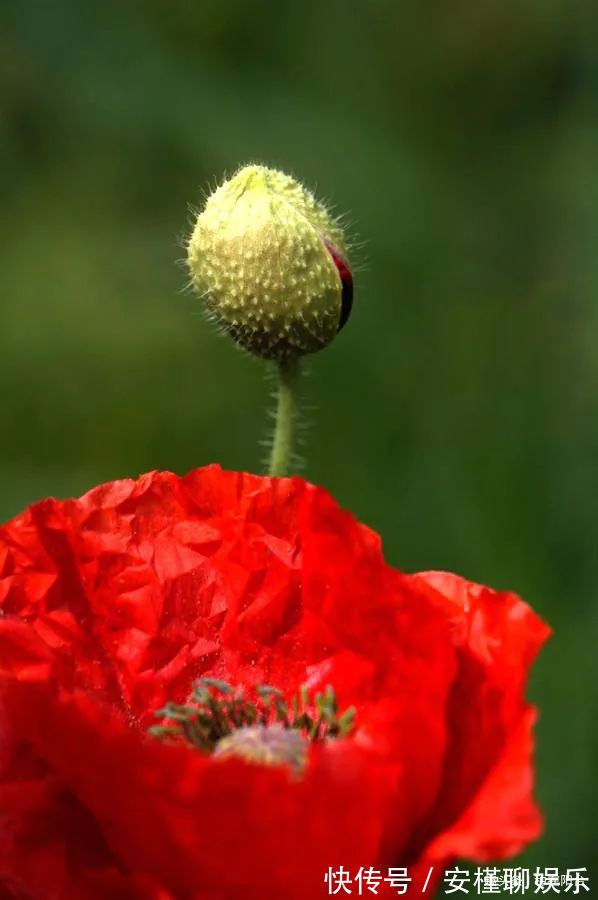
[269,358,300,476]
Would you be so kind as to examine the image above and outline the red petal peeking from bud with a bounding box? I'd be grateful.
[325,242,354,331]
[0,466,549,900]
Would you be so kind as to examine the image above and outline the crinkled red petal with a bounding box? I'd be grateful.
[0,467,550,898]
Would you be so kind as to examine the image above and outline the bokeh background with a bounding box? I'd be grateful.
[2,0,596,887]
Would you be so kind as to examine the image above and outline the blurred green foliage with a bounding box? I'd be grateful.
[1,0,596,883]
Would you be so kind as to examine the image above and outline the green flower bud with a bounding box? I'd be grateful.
[187,164,353,361]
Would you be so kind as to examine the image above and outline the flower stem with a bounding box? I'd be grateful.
[269,358,300,476]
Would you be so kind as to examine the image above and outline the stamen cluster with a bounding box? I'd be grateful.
[149,678,356,753]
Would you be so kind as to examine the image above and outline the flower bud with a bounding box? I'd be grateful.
[187,164,353,361]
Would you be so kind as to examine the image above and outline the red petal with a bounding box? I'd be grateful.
[1,680,394,898]
[0,468,550,896]
[407,571,550,861]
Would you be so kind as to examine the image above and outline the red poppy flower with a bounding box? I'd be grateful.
[0,465,549,899]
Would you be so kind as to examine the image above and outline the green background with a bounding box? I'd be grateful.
[2,0,596,886]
